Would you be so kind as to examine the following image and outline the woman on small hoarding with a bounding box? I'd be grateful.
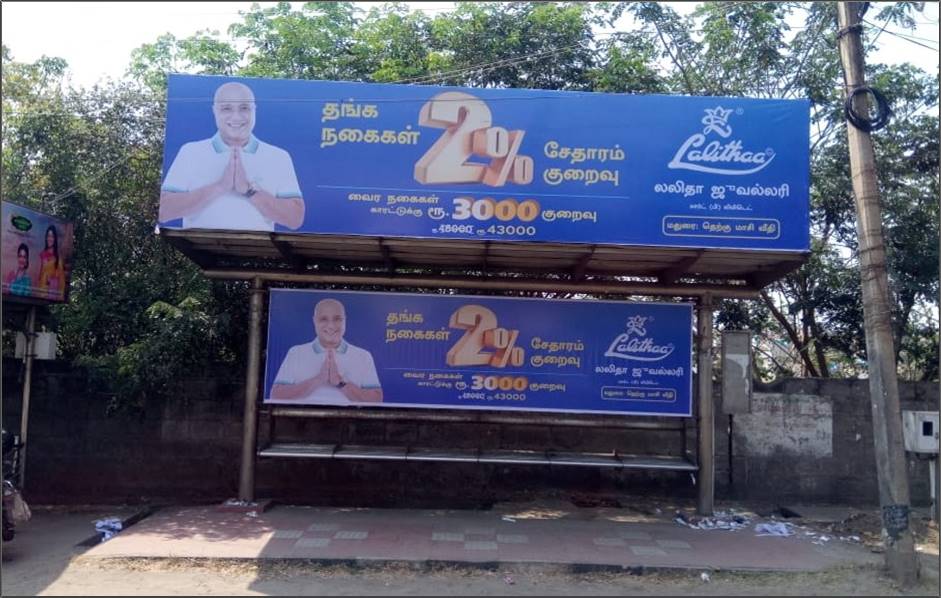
[38,225,65,300]
[4,243,32,296]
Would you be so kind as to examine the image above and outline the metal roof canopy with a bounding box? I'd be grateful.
[159,228,808,298]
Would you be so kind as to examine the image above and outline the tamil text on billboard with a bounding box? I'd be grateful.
[160,74,809,251]
[264,289,693,417]
[1,201,74,303]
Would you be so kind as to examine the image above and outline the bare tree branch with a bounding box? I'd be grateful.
[760,290,821,377]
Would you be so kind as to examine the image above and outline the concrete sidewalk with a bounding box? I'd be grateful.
[84,501,880,573]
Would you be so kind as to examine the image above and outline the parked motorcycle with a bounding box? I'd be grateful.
[2,428,30,542]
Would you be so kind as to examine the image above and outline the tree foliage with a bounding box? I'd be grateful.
[2,2,937,414]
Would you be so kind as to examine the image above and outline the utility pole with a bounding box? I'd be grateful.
[19,306,37,490]
[836,2,918,586]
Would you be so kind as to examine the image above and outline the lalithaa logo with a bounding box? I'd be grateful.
[604,316,675,362]
[668,106,774,176]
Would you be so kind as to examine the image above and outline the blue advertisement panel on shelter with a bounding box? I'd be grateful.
[264,289,693,417]
[160,74,810,251]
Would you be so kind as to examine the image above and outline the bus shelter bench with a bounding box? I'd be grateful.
[258,406,698,473]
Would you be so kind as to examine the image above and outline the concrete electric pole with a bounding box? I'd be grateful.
[835,1,918,586]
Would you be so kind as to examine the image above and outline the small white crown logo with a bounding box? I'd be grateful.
[625,315,648,336]
[702,106,733,138]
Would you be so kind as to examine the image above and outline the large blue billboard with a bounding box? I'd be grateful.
[160,74,809,251]
[264,289,693,417]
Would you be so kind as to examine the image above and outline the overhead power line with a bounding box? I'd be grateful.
[862,19,940,52]
[391,36,605,85]
[37,153,140,209]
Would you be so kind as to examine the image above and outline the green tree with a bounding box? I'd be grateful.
[3,1,937,417]
[591,33,666,94]
[2,48,242,412]
[232,2,363,80]
[627,2,937,380]
[426,2,603,90]
[127,31,240,93]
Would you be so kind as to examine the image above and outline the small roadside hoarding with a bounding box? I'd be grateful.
[1,201,74,304]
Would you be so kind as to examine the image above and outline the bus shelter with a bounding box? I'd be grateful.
[158,74,810,515]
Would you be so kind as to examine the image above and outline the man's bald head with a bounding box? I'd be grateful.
[214,82,255,105]
[314,299,345,319]
[313,299,346,349]
[212,82,256,147]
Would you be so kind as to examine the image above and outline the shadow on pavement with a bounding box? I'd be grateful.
[1,506,148,596]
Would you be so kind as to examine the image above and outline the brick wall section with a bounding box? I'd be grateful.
[2,358,936,506]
